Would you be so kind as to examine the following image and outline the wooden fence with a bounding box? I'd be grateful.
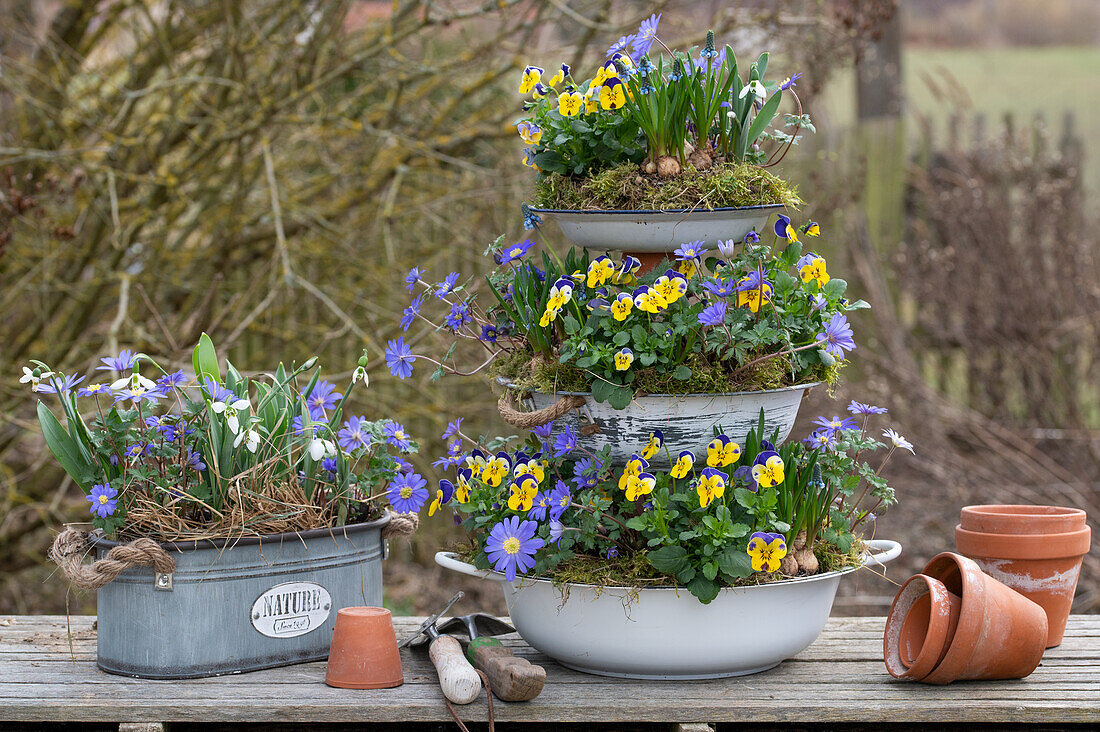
[900,111,1097,430]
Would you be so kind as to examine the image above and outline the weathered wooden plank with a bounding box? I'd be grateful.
[1,615,1099,725]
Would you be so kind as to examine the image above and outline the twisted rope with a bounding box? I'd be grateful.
[381,511,419,539]
[497,392,585,429]
[49,529,176,591]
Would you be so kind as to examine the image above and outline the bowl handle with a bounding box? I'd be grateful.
[435,551,505,582]
[863,539,902,567]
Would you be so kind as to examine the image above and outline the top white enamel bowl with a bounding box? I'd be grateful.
[529,205,786,253]
[436,540,901,680]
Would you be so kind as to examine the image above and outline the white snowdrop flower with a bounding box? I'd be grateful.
[738,80,767,100]
[309,437,336,461]
[212,397,250,434]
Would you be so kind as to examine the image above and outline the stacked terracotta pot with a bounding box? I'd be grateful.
[884,504,1091,684]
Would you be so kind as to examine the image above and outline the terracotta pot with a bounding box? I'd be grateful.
[956,504,1091,647]
[884,574,962,681]
[626,251,668,275]
[325,607,404,689]
[915,552,1047,685]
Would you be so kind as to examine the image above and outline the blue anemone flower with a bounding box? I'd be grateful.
[435,272,460,299]
[400,295,424,332]
[499,239,535,265]
[384,337,415,380]
[97,349,138,372]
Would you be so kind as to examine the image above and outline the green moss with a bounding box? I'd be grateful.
[457,542,864,594]
[489,348,826,397]
[532,160,802,211]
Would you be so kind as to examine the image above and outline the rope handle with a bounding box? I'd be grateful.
[49,528,176,591]
[381,511,418,539]
[497,392,586,429]
[51,513,417,590]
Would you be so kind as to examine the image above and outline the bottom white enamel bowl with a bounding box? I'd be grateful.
[436,539,901,679]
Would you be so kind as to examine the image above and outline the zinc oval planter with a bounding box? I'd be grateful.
[435,540,901,680]
[92,516,390,679]
[529,204,785,254]
[515,382,818,466]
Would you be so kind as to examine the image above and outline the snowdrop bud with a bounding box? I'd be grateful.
[302,357,318,370]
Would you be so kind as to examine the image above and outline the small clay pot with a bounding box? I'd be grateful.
[918,552,1047,685]
[884,574,962,681]
[957,504,1091,647]
[325,607,404,689]
[624,251,668,275]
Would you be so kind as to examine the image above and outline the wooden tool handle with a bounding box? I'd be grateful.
[468,638,546,702]
[428,635,482,705]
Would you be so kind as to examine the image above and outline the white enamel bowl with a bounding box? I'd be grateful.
[436,540,901,680]
[529,205,785,253]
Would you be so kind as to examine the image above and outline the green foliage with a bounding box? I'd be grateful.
[524,102,645,177]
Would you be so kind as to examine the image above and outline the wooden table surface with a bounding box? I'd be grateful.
[2,614,1099,725]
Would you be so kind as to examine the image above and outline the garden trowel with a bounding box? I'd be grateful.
[399,592,482,705]
[435,613,546,701]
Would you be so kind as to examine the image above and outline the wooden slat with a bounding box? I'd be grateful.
[1,615,1098,724]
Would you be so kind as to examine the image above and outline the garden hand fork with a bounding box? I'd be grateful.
[398,592,482,705]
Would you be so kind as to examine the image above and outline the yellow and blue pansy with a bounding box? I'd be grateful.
[587,255,615,287]
[531,83,549,100]
[547,62,569,88]
[640,429,663,460]
[610,292,633,321]
[706,434,741,468]
[454,468,472,503]
[465,449,487,479]
[516,121,542,144]
[625,471,656,502]
[599,77,627,110]
[507,474,539,511]
[519,65,543,95]
[539,277,574,327]
[582,87,599,114]
[751,450,785,488]
[429,479,456,517]
[676,259,697,279]
[747,531,787,572]
[617,453,649,492]
[633,285,667,314]
[735,271,773,313]
[522,147,539,170]
[481,451,513,488]
[614,347,634,371]
[513,453,546,484]
[797,252,830,286]
[774,213,799,242]
[695,467,728,508]
[801,220,820,237]
[670,450,695,479]
[614,255,641,284]
[653,269,688,305]
[587,296,609,312]
[558,90,583,117]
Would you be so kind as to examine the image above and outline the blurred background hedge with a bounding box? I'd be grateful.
[2,0,1098,616]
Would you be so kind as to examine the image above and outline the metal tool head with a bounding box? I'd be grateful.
[397,591,464,648]
[435,613,516,640]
